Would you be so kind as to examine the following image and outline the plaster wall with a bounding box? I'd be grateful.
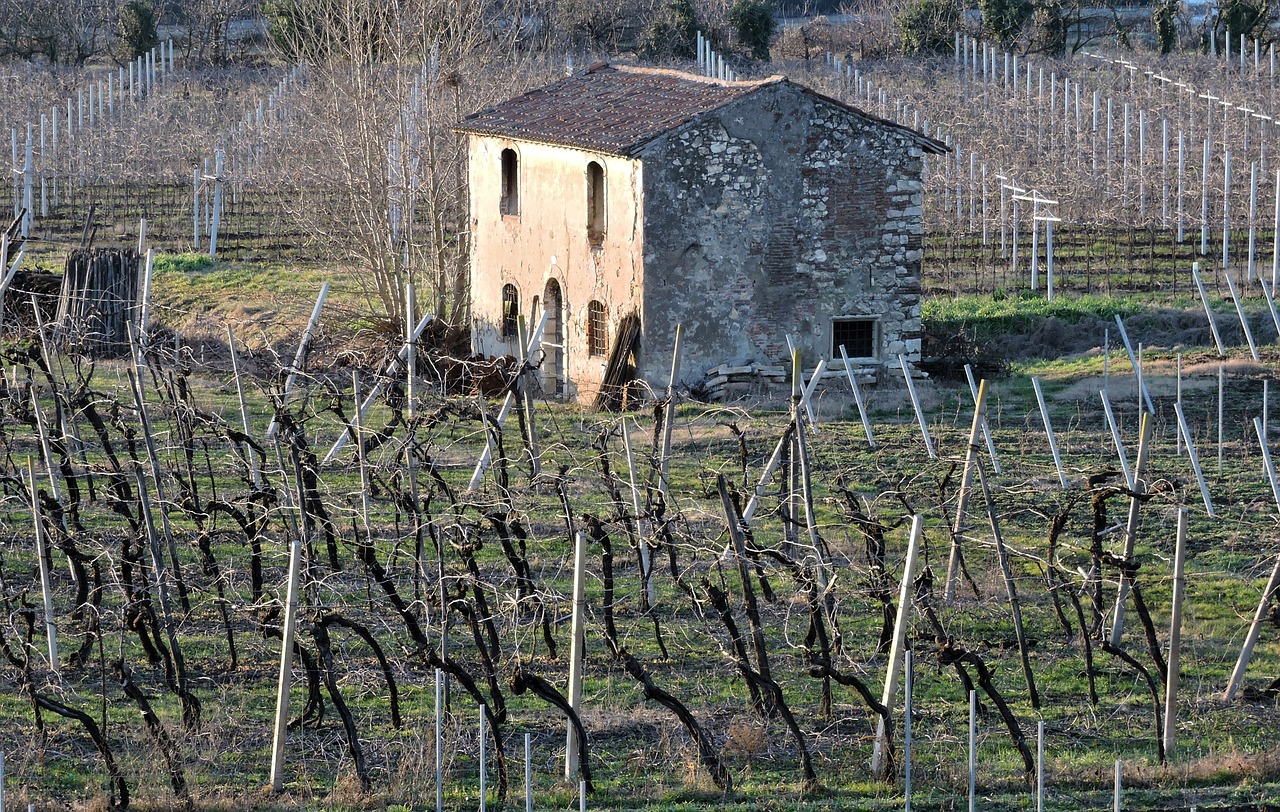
[468,135,644,402]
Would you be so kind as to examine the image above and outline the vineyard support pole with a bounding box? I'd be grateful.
[1178,131,1185,242]
[1224,270,1261,359]
[1224,148,1232,271]
[945,379,988,602]
[517,315,542,477]
[1110,412,1152,645]
[900,355,936,458]
[839,345,876,448]
[266,281,329,440]
[1219,364,1225,472]
[1113,315,1156,413]
[227,325,262,488]
[964,364,1000,472]
[1177,355,1183,454]
[525,733,533,812]
[27,457,58,675]
[1202,140,1210,255]
[1099,390,1133,487]
[1192,263,1227,354]
[209,149,224,257]
[793,353,831,592]
[436,671,443,812]
[656,325,683,501]
[269,531,304,792]
[871,515,923,779]
[1173,401,1216,516]
[1249,162,1259,282]
[1273,170,1280,288]
[1114,761,1122,812]
[621,419,653,606]
[1036,720,1045,812]
[480,707,487,812]
[1032,377,1068,488]
[968,691,976,812]
[1163,507,1188,757]
[742,423,792,525]
[565,531,587,780]
[904,650,913,812]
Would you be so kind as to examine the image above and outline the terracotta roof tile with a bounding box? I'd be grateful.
[455,63,779,156]
[456,62,948,157]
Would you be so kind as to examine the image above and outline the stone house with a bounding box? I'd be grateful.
[457,63,945,404]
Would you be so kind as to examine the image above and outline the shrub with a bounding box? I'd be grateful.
[979,0,1032,47]
[727,0,776,61]
[116,0,158,60]
[896,0,961,56]
[639,0,698,60]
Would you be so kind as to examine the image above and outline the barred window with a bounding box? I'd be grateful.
[832,318,876,359]
[587,300,608,356]
[501,284,519,340]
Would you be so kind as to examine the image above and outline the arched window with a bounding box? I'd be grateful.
[500,148,519,216]
[587,300,608,356]
[501,284,520,339]
[586,161,605,245]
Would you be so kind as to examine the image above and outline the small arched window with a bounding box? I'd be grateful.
[501,283,520,340]
[586,161,605,245]
[587,300,608,356]
[500,148,519,216]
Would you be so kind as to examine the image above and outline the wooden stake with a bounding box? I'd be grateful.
[978,460,1039,708]
[871,515,924,778]
[963,364,1000,473]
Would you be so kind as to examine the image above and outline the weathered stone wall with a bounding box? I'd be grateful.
[638,84,924,388]
[468,135,644,402]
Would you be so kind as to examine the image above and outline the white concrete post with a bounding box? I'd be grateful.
[565,531,588,780]
[269,531,304,792]
[1162,507,1188,758]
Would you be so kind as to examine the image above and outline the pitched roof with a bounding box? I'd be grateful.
[456,63,946,157]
